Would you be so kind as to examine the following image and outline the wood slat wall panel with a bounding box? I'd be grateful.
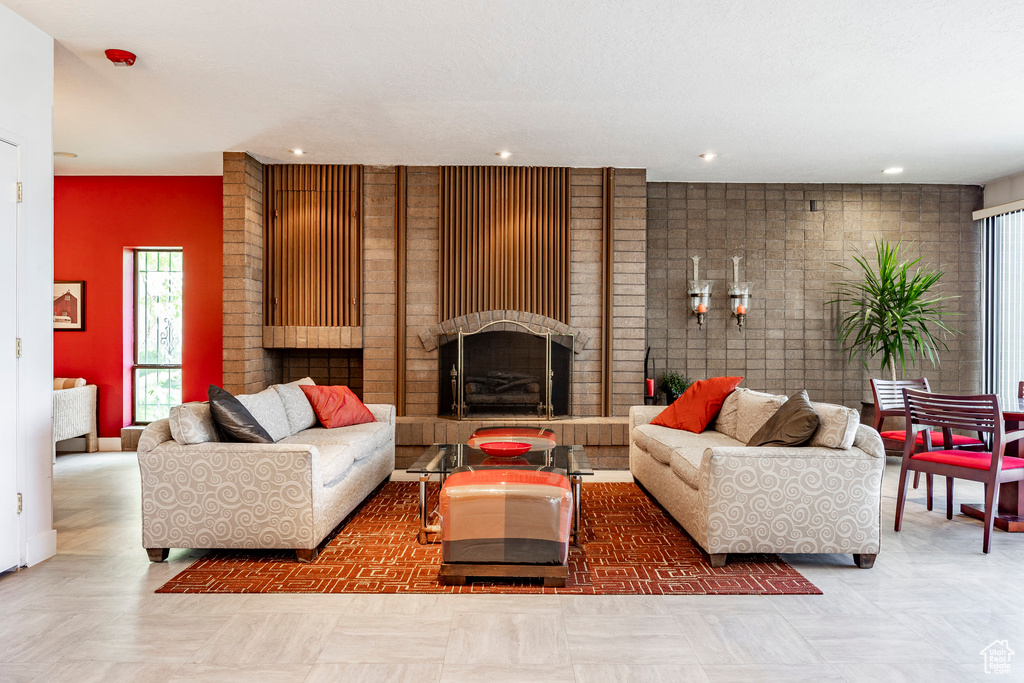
[264,164,363,326]
[439,166,571,323]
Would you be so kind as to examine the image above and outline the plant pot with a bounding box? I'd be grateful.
[665,391,681,405]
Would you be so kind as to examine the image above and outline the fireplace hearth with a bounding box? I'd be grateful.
[438,321,572,419]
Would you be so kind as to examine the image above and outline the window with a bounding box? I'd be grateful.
[133,249,183,423]
[983,210,1024,401]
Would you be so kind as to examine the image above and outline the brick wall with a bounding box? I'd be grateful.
[361,166,398,405]
[280,349,363,396]
[611,169,648,415]
[404,167,442,416]
[568,169,604,416]
[222,152,280,393]
[646,183,983,406]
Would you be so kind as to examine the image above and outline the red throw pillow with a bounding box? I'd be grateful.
[651,376,743,433]
[300,385,374,428]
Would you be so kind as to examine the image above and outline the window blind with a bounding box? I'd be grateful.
[984,209,1024,401]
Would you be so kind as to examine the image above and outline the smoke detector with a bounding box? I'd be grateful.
[104,49,137,67]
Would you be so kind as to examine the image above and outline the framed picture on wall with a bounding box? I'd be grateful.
[53,281,85,331]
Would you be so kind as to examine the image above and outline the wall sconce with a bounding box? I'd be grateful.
[688,255,712,330]
[729,256,752,329]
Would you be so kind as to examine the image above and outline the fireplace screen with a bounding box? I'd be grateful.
[438,320,573,419]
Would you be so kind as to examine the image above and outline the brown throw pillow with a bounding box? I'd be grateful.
[746,390,820,447]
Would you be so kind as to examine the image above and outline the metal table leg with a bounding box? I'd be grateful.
[571,474,582,546]
[418,473,430,543]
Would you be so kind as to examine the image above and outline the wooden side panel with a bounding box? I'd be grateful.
[264,164,362,326]
[439,166,570,323]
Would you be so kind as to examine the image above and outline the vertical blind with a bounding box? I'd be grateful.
[984,209,1024,401]
[263,164,362,326]
[439,166,571,323]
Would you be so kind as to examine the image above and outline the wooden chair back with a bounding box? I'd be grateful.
[870,378,930,432]
[902,389,1004,454]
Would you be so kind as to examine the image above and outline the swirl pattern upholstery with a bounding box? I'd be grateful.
[137,389,395,558]
[629,394,884,566]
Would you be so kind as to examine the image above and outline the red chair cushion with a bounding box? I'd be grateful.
[651,376,743,433]
[880,430,984,447]
[911,449,1024,471]
[300,385,374,428]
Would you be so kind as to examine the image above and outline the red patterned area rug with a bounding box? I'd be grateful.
[156,482,820,595]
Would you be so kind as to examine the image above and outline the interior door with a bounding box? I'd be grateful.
[0,140,21,572]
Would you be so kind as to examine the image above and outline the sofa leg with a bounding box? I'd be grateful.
[295,548,318,563]
[709,553,727,568]
[146,548,169,563]
[853,553,876,569]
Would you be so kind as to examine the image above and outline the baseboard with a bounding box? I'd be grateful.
[25,529,57,567]
[56,437,121,453]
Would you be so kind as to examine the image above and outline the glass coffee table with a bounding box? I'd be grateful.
[408,441,594,545]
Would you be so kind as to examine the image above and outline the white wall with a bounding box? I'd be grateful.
[0,5,55,566]
[983,169,1024,209]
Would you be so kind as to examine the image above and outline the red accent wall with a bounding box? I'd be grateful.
[54,177,223,437]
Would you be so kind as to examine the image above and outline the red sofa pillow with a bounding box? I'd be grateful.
[650,376,743,433]
[300,385,374,428]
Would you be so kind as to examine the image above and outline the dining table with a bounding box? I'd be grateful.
[959,398,1024,532]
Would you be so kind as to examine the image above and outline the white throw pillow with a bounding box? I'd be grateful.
[236,387,291,442]
[733,389,787,444]
[808,402,861,450]
[273,377,317,435]
[168,402,220,445]
[714,389,744,440]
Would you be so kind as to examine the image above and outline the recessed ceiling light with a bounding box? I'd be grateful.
[882,167,904,174]
[700,153,716,160]
[54,152,78,158]
[496,151,512,160]
[291,149,304,155]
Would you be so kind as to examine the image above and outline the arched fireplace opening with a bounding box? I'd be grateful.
[438,322,572,419]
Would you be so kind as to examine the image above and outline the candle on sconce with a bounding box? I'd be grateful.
[736,304,746,315]
[697,303,707,314]
[645,378,655,397]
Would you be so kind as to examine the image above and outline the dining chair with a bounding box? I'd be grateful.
[870,378,985,508]
[894,389,1024,553]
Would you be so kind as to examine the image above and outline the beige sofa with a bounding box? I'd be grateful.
[630,388,885,568]
[137,379,395,562]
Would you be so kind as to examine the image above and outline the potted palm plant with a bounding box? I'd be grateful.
[659,371,693,404]
[829,239,958,382]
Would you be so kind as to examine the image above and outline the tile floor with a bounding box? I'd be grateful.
[1,451,1022,682]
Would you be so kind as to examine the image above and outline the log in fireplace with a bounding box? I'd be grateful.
[438,320,572,419]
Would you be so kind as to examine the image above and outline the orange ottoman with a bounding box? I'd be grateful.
[438,467,573,586]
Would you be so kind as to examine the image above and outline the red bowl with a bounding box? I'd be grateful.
[477,441,532,457]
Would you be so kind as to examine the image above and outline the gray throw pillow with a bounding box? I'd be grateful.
[208,385,274,444]
[746,390,820,447]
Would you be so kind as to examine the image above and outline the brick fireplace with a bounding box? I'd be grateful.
[222,156,646,468]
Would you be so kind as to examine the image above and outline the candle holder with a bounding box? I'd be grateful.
[728,282,752,329]
[688,280,712,330]
[728,255,751,330]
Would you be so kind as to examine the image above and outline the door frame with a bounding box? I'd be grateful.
[0,131,24,569]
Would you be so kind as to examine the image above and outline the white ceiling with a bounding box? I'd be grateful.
[6,0,1024,182]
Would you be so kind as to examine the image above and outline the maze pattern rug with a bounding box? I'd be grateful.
[156,482,821,595]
